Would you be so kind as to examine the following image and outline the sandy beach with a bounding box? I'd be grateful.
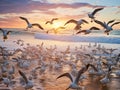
[0,29,120,90]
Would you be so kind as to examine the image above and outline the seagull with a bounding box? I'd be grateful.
[18,70,34,90]
[76,27,100,35]
[19,16,44,30]
[45,18,58,24]
[0,28,12,42]
[88,8,104,22]
[47,26,65,34]
[64,19,88,34]
[56,64,90,90]
[64,19,88,30]
[94,19,120,35]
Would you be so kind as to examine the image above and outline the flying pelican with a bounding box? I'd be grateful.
[19,17,44,30]
[76,27,100,35]
[0,28,12,42]
[56,64,90,90]
[64,19,88,34]
[88,8,104,22]
[45,18,58,24]
[94,19,120,35]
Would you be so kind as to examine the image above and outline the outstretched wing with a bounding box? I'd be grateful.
[94,20,106,28]
[56,27,66,30]
[45,21,51,24]
[64,19,77,26]
[76,30,86,34]
[107,20,115,25]
[75,64,90,84]
[18,70,28,83]
[20,17,30,25]
[90,27,100,30]
[0,28,4,33]
[32,23,44,30]
[111,21,120,27]
[7,31,12,35]
[57,73,73,82]
[52,18,58,22]
[92,8,104,16]
[81,19,89,24]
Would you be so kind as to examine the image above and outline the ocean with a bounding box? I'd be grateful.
[0,28,120,50]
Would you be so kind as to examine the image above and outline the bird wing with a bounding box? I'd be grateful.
[0,28,4,33]
[56,27,66,30]
[64,19,77,26]
[52,18,58,22]
[75,64,90,84]
[111,21,120,27]
[57,73,73,82]
[107,20,115,25]
[74,25,81,30]
[32,23,44,30]
[81,19,89,24]
[7,31,12,35]
[92,8,104,16]
[89,64,98,72]
[76,30,86,34]
[94,20,106,28]
[45,21,51,24]
[19,17,30,25]
[89,27,100,30]
[18,70,28,83]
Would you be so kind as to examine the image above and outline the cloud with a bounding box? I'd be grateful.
[0,0,104,14]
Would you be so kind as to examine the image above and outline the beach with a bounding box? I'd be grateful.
[0,29,120,90]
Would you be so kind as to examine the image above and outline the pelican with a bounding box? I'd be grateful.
[94,19,120,35]
[45,18,58,24]
[76,27,100,35]
[57,64,90,90]
[19,16,44,30]
[18,70,34,90]
[88,8,104,22]
[0,28,12,42]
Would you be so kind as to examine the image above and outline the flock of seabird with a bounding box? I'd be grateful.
[0,7,120,41]
[0,41,120,90]
[0,7,120,90]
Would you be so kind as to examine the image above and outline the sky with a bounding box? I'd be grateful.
[0,0,120,30]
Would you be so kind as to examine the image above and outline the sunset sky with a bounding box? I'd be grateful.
[0,0,120,30]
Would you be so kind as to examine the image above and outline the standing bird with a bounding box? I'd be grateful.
[64,19,88,34]
[45,18,58,24]
[88,8,104,22]
[19,17,44,30]
[0,28,12,42]
[94,19,120,35]
[57,64,90,90]
[76,26,100,35]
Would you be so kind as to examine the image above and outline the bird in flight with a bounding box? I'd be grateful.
[76,27,100,35]
[20,16,44,30]
[57,64,91,90]
[45,18,58,24]
[0,28,12,42]
[18,70,34,90]
[88,8,104,22]
[64,19,88,34]
[94,19,120,35]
